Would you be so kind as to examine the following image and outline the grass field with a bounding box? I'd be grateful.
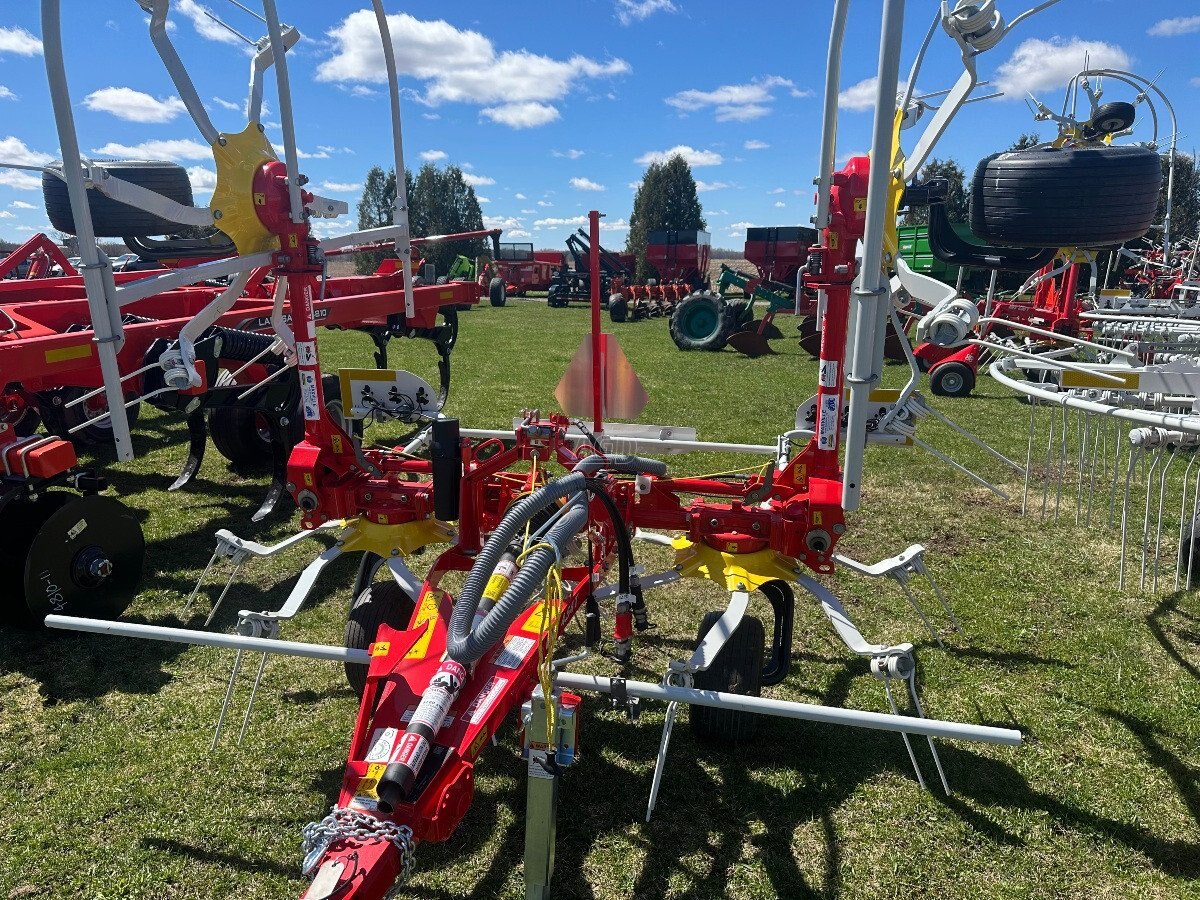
[1,298,1198,900]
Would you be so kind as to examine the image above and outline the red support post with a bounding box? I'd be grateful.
[588,209,603,434]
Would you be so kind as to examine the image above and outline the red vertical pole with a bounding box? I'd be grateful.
[588,209,603,434]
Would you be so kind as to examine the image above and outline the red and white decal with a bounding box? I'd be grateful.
[461,675,509,725]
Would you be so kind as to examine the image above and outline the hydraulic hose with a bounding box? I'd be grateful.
[445,453,665,665]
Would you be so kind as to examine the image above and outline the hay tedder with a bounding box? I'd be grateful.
[27,0,1171,897]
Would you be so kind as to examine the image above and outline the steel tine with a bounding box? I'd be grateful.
[1075,412,1088,526]
[237,652,269,745]
[1175,453,1197,592]
[182,551,219,616]
[1054,405,1068,523]
[898,581,944,647]
[1153,450,1177,594]
[1086,412,1101,527]
[918,560,963,634]
[1041,407,1056,520]
[204,561,244,627]
[907,672,950,795]
[646,700,680,823]
[1022,399,1036,516]
[1141,449,1162,592]
[1188,464,1200,590]
[212,649,245,751]
[1108,418,1123,528]
[884,678,926,791]
[1119,446,1139,590]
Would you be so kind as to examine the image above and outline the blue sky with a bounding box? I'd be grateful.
[0,1,1197,251]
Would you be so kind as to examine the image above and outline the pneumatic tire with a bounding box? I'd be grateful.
[689,610,765,744]
[670,292,732,351]
[344,581,417,694]
[969,145,1161,248]
[43,160,195,237]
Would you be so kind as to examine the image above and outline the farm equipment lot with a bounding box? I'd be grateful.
[1,302,1198,900]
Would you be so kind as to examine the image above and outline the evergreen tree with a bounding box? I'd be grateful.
[355,165,396,274]
[626,154,705,280]
[1007,133,1042,151]
[1159,151,1200,246]
[408,164,485,277]
[902,157,967,226]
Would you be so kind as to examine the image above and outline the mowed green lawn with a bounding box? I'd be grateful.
[1,298,1198,900]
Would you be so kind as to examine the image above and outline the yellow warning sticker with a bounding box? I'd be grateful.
[812,511,823,526]
[45,344,92,365]
[303,473,313,486]
[853,197,867,212]
[370,641,390,657]
[355,762,386,800]
[404,591,442,659]
[330,434,344,455]
[521,601,547,634]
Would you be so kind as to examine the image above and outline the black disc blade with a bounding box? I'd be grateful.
[0,492,72,625]
[24,494,145,622]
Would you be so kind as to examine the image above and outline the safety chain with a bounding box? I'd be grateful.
[300,806,417,884]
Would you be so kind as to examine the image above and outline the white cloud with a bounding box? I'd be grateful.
[1192,77,1200,88]
[483,215,523,229]
[627,181,640,190]
[481,102,560,128]
[534,216,586,227]
[83,87,187,123]
[514,192,527,200]
[1148,16,1200,37]
[10,200,36,209]
[520,208,536,214]
[666,75,809,122]
[635,145,722,167]
[186,166,217,194]
[506,228,531,238]
[570,177,605,191]
[316,11,627,129]
[774,201,786,208]
[0,136,53,167]
[0,27,43,57]
[744,139,769,150]
[0,210,14,219]
[320,181,363,193]
[994,38,1131,97]
[422,112,441,120]
[537,200,553,207]
[176,0,244,45]
[552,149,585,159]
[462,173,495,187]
[420,149,448,161]
[0,171,41,190]
[838,76,909,112]
[211,95,240,111]
[92,138,212,161]
[768,187,786,194]
[615,0,677,26]
[600,217,630,232]
[311,219,358,239]
[729,221,756,230]
[476,196,491,203]
[0,86,15,101]
[695,180,730,192]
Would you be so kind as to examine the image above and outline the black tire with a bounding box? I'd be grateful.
[489,276,507,307]
[969,145,1161,248]
[43,160,195,237]
[608,294,628,323]
[690,611,765,743]
[670,292,732,351]
[929,361,975,398]
[547,285,567,308]
[344,581,416,694]
[38,387,140,447]
[1085,101,1136,138]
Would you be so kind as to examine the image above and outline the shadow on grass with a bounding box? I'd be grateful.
[142,836,300,880]
[1146,592,1200,682]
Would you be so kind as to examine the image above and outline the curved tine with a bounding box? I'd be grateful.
[1041,407,1056,520]
[1141,449,1163,592]
[1176,452,1197,592]
[1055,404,1069,523]
[1119,445,1139,590]
[1153,449,1178,594]
[1086,410,1102,526]
[883,678,926,791]
[1188,463,1200,590]
[1108,417,1123,528]
[1076,412,1088,526]
[1022,398,1037,516]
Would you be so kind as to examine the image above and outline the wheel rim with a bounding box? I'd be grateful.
[682,301,720,340]
[941,371,964,394]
